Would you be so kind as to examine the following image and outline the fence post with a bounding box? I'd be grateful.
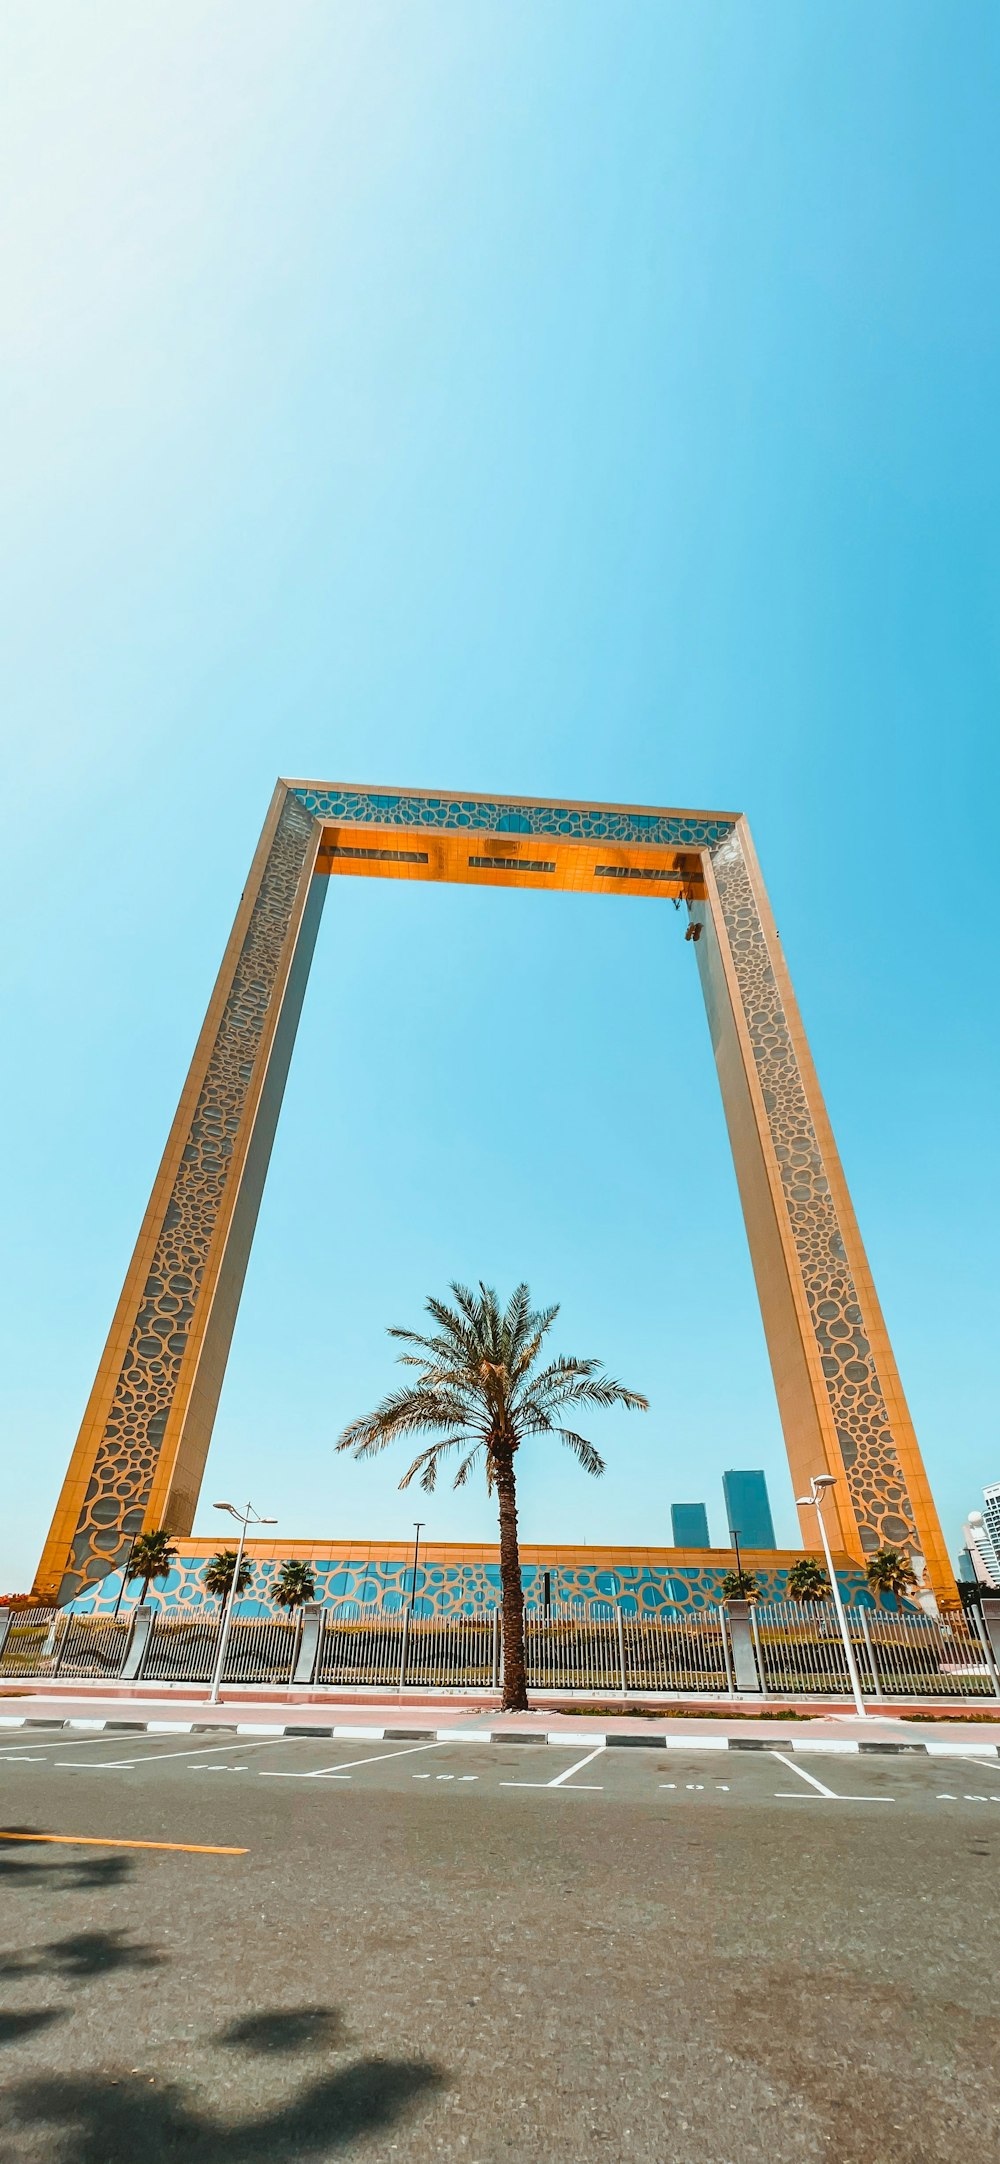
[0,1609,13,1660]
[615,1604,627,1697]
[120,1605,154,1681]
[971,1602,1000,1700]
[726,1601,761,1692]
[857,1608,883,1702]
[491,1608,499,1692]
[397,1608,411,1692]
[978,1599,1000,1675]
[291,1604,324,1687]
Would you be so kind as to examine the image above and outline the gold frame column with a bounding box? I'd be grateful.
[695,818,953,1606]
[33,785,325,1605]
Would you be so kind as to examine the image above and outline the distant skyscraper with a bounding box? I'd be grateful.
[671,1503,710,1549]
[723,1470,776,1552]
[981,1485,1000,1572]
[963,1491,1000,1588]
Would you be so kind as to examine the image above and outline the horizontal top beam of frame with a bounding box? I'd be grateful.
[290,780,737,854]
[311,826,707,898]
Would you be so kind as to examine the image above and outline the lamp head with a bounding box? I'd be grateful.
[813,1474,837,1490]
[213,1501,238,1516]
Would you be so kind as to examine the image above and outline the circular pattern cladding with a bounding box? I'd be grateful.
[710,831,918,1556]
[79,1552,873,1616]
[62,793,317,1600]
[293,787,734,851]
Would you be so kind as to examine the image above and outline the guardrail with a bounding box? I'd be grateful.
[1,1598,998,1701]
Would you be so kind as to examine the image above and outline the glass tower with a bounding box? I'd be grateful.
[723,1470,776,1552]
[671,1503,711,1548]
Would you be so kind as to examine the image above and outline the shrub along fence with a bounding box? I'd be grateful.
[2,1596,999,1702]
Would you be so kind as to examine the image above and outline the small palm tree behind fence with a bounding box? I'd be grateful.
[2,1597,997,1700]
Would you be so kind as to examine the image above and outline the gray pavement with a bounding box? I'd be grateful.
[1,1735,998,2162]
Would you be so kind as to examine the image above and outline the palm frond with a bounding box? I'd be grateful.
[398,1438,465,1492]
[453,1445,485,1488]
[527,1368,649,1416]
[554,1428,606,1477]
[336,1385,473,1458]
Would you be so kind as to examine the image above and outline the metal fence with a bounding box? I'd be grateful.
[0,1608,62,1677]
[623,1610,732,1695]
[1,1597,998,1701]
[750,1601,998,1701]
[860,1606,997,1701]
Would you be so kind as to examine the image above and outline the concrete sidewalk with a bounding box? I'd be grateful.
[2,1684,999,1753]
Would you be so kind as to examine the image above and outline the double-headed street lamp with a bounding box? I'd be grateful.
[208,1499,276,1705]
[795,1474,866,1719]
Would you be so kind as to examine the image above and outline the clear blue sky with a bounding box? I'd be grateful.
[2,3,998,1591]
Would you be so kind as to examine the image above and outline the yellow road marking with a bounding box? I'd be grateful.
[0,1829,246,1855]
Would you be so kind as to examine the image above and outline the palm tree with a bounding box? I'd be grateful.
[787,1557,830,1604]
[128,1530,177,1607]
[866,1547,917,1607]
[336,1280,648,1711]
[720,1568,759,1601]
[203,1550,253,1605]
[271,1560,317,1613]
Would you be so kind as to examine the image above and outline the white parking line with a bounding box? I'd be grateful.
[61,1736,284,1770]
[772,1750,894,1802]
[0,1733,144,1757]
[549,1744,605,1788]
[260,1740,448,1779]
[501,1744,606,1792]
[772,1752,837,1797]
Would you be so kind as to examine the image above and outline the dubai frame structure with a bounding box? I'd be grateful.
[34,782,955,1610]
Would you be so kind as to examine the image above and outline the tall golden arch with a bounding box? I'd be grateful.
[34,782,955,1608]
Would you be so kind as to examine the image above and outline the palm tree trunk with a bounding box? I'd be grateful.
[494,1450,528,1711]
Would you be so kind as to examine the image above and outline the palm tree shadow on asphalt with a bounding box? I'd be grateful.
[0,1834,133,1892]
[0,1839,446,2156]
[6,2038,445,2162]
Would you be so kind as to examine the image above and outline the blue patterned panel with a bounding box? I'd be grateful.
[74,1550,876,1615]
[293,787,735,851]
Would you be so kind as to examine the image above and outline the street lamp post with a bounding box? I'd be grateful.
[796,1475,867,1719]
[730,1527,745,1593]
[409,1522,425,1614]
[207,1500,276,1705]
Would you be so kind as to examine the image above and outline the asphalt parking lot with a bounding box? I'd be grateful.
[2,1723,999,1810]
[2,1731,998,2162]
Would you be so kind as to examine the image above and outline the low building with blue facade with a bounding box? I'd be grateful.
[73,1537,878,1617]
